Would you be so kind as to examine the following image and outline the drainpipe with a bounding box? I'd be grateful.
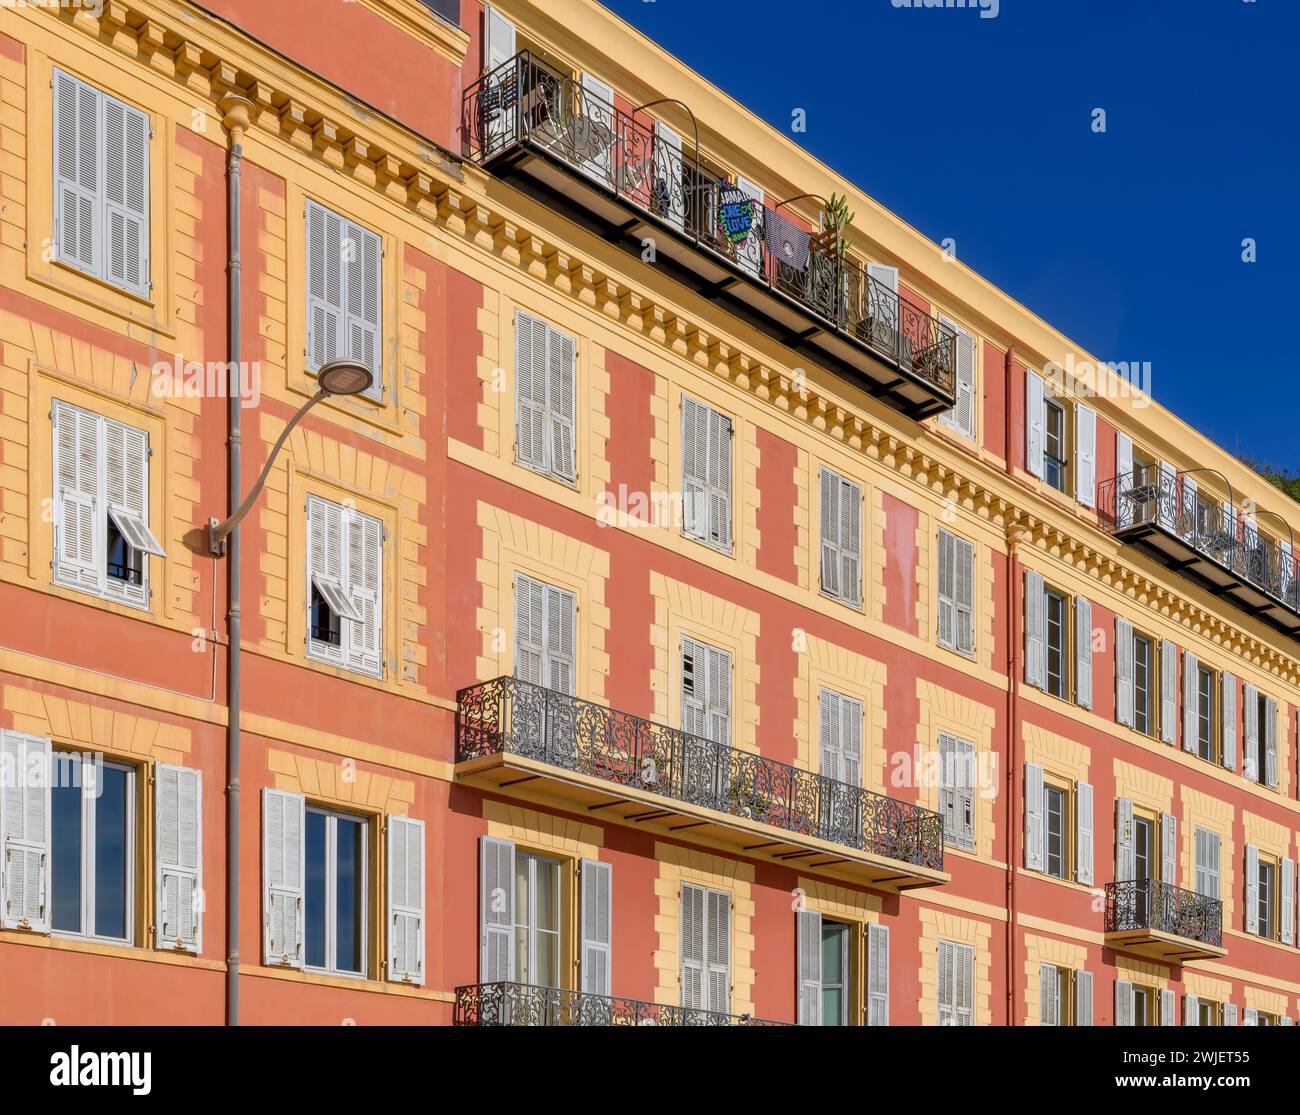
[221,94,253,1027]
[1004,344,1019,1025]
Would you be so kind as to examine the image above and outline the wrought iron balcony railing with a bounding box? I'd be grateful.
[456,676,944,872]
[461,52,956,401]
[454,981,787,1026]
[1104,879,1223,948]
[1098,464,1300,619]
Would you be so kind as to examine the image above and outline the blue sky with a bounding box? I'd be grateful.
[602,0,1299,468]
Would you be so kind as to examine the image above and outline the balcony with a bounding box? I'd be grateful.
[1103,880,1226,963]
[454,982,787,1026]
[456,677,947,891]
[462,53,957,420]
[1099,465,1300,643]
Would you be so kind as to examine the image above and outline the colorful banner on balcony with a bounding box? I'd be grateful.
[717,181,758,247]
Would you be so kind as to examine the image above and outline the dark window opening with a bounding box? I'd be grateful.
[1045,784,1066,879]
[1044,400,1066,493]
[1045,589,1067,699]
[311,584,341,646]
[1133,634,1152,735]
[106,515,143,585]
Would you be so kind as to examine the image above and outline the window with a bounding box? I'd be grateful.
[681,397,732,551]
[303,806,368,977]
[305,199,383,399]
[1026,764,1092,885]
[1039,964,1082,1026]
[1131,985,1152,1026]
[936,939,974,1026]
[1243,685,1278,788]
[1194,828,1221,899]
[1195,665,1216,762]
[681,636,731,747]
[681,883,730,1014]
[1243,843,1293,945]
[305,495,383,677]
[1043,398,1067,493]
[937,318,976,439]
[820,920,850,1026]
[51,753,135,944]
[938,732,975,851]
[53,70,150,296]
[52,400,166,607]
[937,529,975,656]
[1197,998,1219,1027]
[513,850,562,990]
[513,573,577,695]
[1044,587,1068,699]
[1133,632,1153,735]
[1257,857,1275,940]
[819,467,862,607]
[514,311,577,482]
[1044,783,1067,879]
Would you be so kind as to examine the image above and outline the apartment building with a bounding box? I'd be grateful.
[0,0,1297,1026]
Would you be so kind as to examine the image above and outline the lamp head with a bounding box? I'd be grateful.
[317,360,374,397]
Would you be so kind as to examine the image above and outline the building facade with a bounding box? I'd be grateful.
[1,0,1297,1026]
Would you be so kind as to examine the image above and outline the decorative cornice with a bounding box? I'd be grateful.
[42,1,1300,686]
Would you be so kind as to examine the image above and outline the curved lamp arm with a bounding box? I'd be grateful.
[1253,508,1296,555]
[207,388,327,555]
[1177,467,1235,518]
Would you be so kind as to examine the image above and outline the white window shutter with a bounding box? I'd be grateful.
[1282,857,1295,947]
[0,732,51,933]
[479,835,514,982]
[1221,673,1237,772]
[1160,812,1177,885]
[1039,963,1058,1025]
[1245,844,1259,936]
[305,200,345,374]
[867,922,889,1026]
[580,858,612,996]
[1160,988,1175,1026]
[515,311,549,472]
[262,788,305,968]
[1076,780,1094,885]
[795,906,822,1025]
[1195,829,1220,899]
[956,738,975,850]
[955,943,974,1026]
[838,475,863,607]
[344,508,384,677]
[306,496,348,666]
[954,536,975,655]
[514,573,545,686]
[53,70,102,275]
[1075,404,1096,507]
[1244,1007,1258,1027]
[1283,1015,1295,1026]
[543,583,577,696]
[343,218,383,397]
[105,417,164,558]
[1159,640,1178,745]
[937,939,954,1025]
[819,467,842,600]
[103,95,150,296]
[547,328,578,481]
[1115,980,1134,1027]
[1115,433,1135,527]
[1116,797,1135,882]
[1115,618,1135,728]
[706,642,732,747]
[52,400,104,594]
[1075,970,1093,1026]
[936,528,954,649]
[1185,994,1199,1026]
[387,815,425,984]
[680,882,705,1009]
[1223,1003,1237,1026]
[155,763,201,952]
[939,318,976,439]
[680,635,707,739]
[1024,762,1045,871]
[1025,369,1045,479]
[681,397,709,543]
[1264,696,1278,789]
[705,887,731,1015]
[1243,683,1259,781]
[819,687,843,781]
[707,407,733,551]
[1182,651,1198,753]
[1074,596,1093,709]
[1024,570,1046,689]
[840,694,863,790]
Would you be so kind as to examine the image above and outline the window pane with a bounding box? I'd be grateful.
[51,777,83,934]
[334,816,364,974]
[535,928,560,989]
[93,765,129,940]
[535,859,560,932]
[305,810,327,969]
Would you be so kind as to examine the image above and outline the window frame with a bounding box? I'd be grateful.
[512,848,564,990]
[819,918,852,1027]
[1043,781,1070,880]
[1195,663,1217,763]
[304,494,385,678]
[1257,855,1277,941]
[1044,586,1070,699]
[1132,630,1154,736]
[513,310,578,485]
[1043,397,1068,493]
[303,804,370,979]
[49,751,137,947]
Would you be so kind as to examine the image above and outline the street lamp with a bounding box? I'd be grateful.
[206,359,373,556]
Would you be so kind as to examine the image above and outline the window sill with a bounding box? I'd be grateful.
[0,928,221,969]
[514,456,579,491]
[243,962,448,999]
[683,532,734,559]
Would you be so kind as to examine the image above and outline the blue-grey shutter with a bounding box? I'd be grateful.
[1076,781,1094,885]
[1075,597,1093,709]
[580,858,613,996]
[1115,618,1134,728]
[1115,980,1134,1027]
[795,906,821,1025]
[1243,684,1259,781]
[0,732,52,932]
[1116,798,1135,882]
[1245,844,1259,936]
[1161,812,1176,885]
[1159,640,1178,745]
[155,762,202,952]
[479,835,515,982]
[867,922,889,1026]
[1283,857,1295,947]
[53,70,101,275]
[1024,762,1045,871]
[1075,970,1093,1026]
[1024,571,1046,690]
[103,94,150,296]
[1221,673,1237,772]
[387,815,425,984]
[1264,696,1278,789]
[262,788,305,968]
[1182,651,1198,753]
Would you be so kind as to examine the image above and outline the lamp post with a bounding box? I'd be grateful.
[207,356,372,1026]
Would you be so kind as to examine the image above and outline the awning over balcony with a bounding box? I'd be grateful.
[456,677,948,892]
[454,982,787,1026]
[462,53,958,421]
[1103,880,1226,963]
[1099,466,1300,643]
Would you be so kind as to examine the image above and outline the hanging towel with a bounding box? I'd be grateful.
[764,208,812,271]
